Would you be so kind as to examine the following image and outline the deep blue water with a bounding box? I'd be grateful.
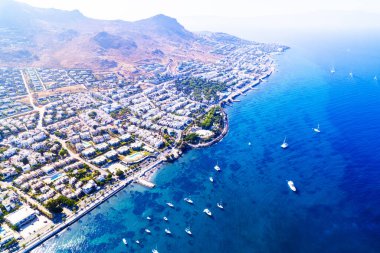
[33,32,380,253]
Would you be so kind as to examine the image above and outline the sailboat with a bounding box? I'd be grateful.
[184,197,194,204]
[152,248,159,253]
[313,124,321,133]
[281,137,288,149]
[214,162,221,172]
[330,67,335,74]
[287,180,297,192]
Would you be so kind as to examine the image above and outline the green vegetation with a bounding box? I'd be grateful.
[200,106,223,129]
[59,148,68,157]
[54,131,67,139]
[175,77,227,102]
[115,169,124,178]
[184,133,199,143]
[44,195,76,213]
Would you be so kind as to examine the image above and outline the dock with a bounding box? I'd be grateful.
[136,179,156,188]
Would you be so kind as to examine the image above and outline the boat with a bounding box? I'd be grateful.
[281,137,288,149]
[145,228,151,234]
[166,202,174,208]
[214,163,221,172]
[287,180,297,192]
[122,238,127,245]
[135,240,140,244]
[330,67,335,74]
[165,228,172,235]
[163,216,168,221]
[203,208,212,216]
[248,142,251,146]
[374,76,378,81]
[152,249,159,253]
[146,216,152,220]
[184,197,193,204]
[349,72,353,78]
[313,124,321,133]
[209,177,214,183]
[185,227,192,235]
[217,202,224,209]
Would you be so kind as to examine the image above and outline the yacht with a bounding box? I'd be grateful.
[209,177,214,183]
[313,124,321,133]
[203,208,212,216]
[330,67,335,74]
[214,163,221,172]
[122,238,127,245]
[165,228,172,235]
[287,180,297,192]
[146,216,152,221]
[135,240,140,244]
[152,249,159,253]
[217,202,224,209]
[145,228,151,234]
[281,137,288,149]
[185,227,192,235]
[184,197,194,204]
[163,216,168,221]
[166,202,174,208]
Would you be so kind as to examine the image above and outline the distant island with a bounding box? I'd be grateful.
[0,0,288,251]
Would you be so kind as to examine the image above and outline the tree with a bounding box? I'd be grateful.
[115,169,124,178]
[59,148,68,157]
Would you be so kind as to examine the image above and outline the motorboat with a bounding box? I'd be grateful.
[287,180,297,192]
[145,228,151,234]
[203,208,212,216]
[122,238,127,245]
[185,227,192,235]
[163,216,168,221]
[165,228,172,235]
[217,202,224,209]
[184,197,193,204]
[166,202,174,208]
[209,177,214,183]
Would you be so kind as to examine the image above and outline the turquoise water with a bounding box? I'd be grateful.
[33,33,380,253]
[50,173,63,181]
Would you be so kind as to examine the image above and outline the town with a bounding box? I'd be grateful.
[0,39,287,252]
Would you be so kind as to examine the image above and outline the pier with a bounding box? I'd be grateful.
[136,178,156,188]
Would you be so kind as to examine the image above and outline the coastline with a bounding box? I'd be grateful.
[19,61,276,253]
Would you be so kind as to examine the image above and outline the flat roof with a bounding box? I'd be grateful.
[5,206,36,225]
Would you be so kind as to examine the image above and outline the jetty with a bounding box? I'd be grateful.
[136,179,156,188]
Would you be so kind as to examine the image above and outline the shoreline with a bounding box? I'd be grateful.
[19,62,276,253]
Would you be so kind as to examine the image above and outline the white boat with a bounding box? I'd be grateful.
[248,142,251,146]
[330,67,335,74]
[313,124,321,133]
[287,180,297,192]
[374,76,378,81]
[217,202,224,209]
[145,228,151,234]
[209,177,214,183]
[281,137,288,149]
[166,202,174,208]
[214,163,221,172]
[163,216,168,221]
[203,208,212,216]
[146,216,152,220]
[152,249,159,253]
[135,240,140,244]
[184,197,193,204]
[122,238,127,245]
[185,227,192,235]
[349,72,353,78]
[165,228,172,235]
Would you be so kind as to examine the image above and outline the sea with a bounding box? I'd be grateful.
[32,30,380,253]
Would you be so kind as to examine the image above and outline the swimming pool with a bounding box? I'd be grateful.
[50,173,63,181]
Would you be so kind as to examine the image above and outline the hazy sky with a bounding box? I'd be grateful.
[17,0,380,21]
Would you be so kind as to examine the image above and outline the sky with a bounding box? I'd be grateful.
[15,0,380,43]
[16,0,380,21]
